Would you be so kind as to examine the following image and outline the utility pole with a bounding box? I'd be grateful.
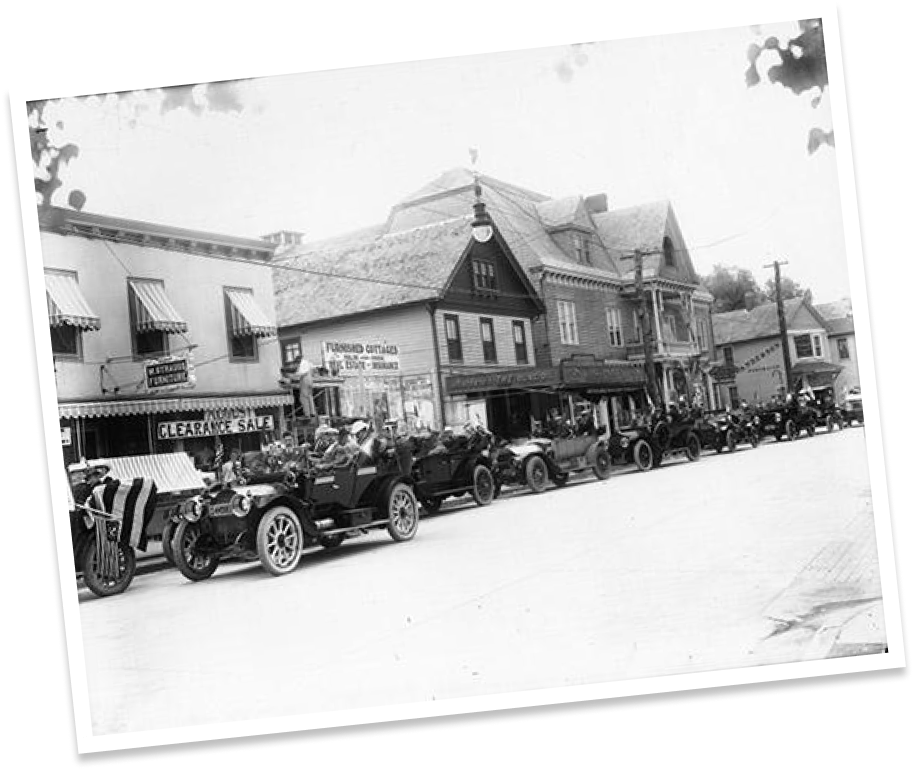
[634,249,661,406]
[764,259,793,396]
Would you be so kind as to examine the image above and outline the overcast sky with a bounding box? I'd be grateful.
[37,19,849,303]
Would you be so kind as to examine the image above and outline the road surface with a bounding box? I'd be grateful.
[75,427,883,736]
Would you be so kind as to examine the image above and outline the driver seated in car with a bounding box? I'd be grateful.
[317,426,359,470]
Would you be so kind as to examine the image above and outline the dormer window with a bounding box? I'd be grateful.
[472,259,497,294]
[663,236,675,267]
[572,233,592,266]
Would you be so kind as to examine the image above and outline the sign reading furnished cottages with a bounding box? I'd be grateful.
[322,341,400,376]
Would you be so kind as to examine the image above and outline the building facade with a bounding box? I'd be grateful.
[711,298,843,406]
[41,207,292,469]
[274,168,716,437]
[815,299,860,398]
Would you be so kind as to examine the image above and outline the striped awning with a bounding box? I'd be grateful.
[58,392,293,419]
[45,271,100,330]
[130,280,188,334]
[99,453,206,494]
[225,289,276,338]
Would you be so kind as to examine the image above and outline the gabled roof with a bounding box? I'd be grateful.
[536,196,590,230]
[814,299,855,336]
[712,298,830,345]
[274,216,474,327]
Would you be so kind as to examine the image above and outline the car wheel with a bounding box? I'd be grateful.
[82,539,136,598]
[685,432,701,461]
[161,518,177,567]
[749,430,759,448]
[386,482,419,542]
[525,456,549,493]
[256,506,304,576]
[632,439,654,472]
[592,448,612,480]
[786,420,798,441]
[472,465,495,506]
[173,519,220,582]
[806,424,816,439]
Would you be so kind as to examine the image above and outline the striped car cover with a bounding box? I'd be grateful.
[89,477,158,552]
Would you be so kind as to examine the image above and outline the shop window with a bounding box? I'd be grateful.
[512,320,528,365]
[480,317,497,363]
[444,314,463,362]
[557,300,579,345]
[837,337,850,359]
[472,260,497,294]
[723,346,734,367]
[606,307,623,347]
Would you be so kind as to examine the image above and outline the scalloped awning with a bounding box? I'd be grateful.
[45,271,100,330]
[58,392,293,419]
[130,280,188,334]
[225,289,276,338]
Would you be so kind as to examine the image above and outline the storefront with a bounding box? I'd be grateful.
[58,393,293,470]
[444,367,561,439]
[558,356,648,432]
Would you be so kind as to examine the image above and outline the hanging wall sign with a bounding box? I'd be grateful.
[145,354,196,392]
[322,341,400,376]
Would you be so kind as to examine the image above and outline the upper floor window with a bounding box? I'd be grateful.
[697,319,709,351]
[128,278,187,358]
[444,314,463,363]
[663,236,675,268]
[512,321,529,365]
[557,300,579,345]
[794,333,823,359]
[45,268,99,360]
[837,337,850,360]
[606,307,623,347]
[224,287,277,362]
[281,338,303,366]
[572,233,592,266]
[479,318,497,363]
[632,310,642,344]
[722,345,735,367]
[472,260,497,294]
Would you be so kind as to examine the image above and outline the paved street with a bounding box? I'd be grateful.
[78,428,883,736]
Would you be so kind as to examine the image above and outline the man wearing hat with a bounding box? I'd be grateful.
[318,425,359,469]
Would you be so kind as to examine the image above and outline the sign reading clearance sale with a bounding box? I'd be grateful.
[157,414,275,440]
[322,341,400,376]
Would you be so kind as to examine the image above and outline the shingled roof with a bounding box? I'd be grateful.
[814,299,855,335]
[712,298,807,345]
[274,216,474,326]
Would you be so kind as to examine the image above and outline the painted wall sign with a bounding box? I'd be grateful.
[446,367,560,395]
[322,341,400,376]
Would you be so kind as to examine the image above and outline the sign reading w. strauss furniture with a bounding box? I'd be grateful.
[145,354,195,392]
[322,341,400,376]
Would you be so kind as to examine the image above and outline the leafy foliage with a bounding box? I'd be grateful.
[703,264,765,313]
[763,275,812,305]
[746,19,833,154]
[28,80,248,209]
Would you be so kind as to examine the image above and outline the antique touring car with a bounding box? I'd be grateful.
[493,430,612,494]
[171,440,419,580]
[606,407,702,471]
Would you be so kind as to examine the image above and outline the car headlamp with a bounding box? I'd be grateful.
[231,493,253,517]
[619,436,630,449]
[185,497,204,523]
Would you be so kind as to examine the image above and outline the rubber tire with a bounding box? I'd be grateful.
[525,456,549,493]
[632,439,654,472]
[592,448,612,480]
[161,518,177,567]
[685,432,701,462]
[786,420,798,441]
[806,424,816,439]
[173,519,220,582]
[82,539,136,598]
[726,430,737,453]
[749,430,759,448]
[472,465,495,506]
[256,506,304,577]
[652,422,672,452]
[386,482,419,542]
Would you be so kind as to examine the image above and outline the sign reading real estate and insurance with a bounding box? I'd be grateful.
[157,414,274,440]
[322,341,400,377]
[145,354,195,392]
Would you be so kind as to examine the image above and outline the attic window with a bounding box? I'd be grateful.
[663,237,675,267]
[573,233,592,266]
[472,259,497,295]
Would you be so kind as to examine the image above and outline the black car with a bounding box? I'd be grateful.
[708,410,760,452]
[606,407,702,471]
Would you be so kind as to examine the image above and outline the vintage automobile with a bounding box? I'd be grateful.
[408,424,496,513]
[171,438,419,580]
[493,429,612,494]
[68,466,158,598]
[709,409,760,453]
[843,388,864,426]
[606,407,702,471]
[755,395,817,442]
[811,390,847,432]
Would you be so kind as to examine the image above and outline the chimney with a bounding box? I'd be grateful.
[261,230,306,247]
[584,193,608,214]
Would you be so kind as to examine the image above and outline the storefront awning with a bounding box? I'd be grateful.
[68,453,207,494]
[791,360,843,376]
[131,280,188,334]
[58,392,293,419]
[225,289,276,338]
[45,271,100,330]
